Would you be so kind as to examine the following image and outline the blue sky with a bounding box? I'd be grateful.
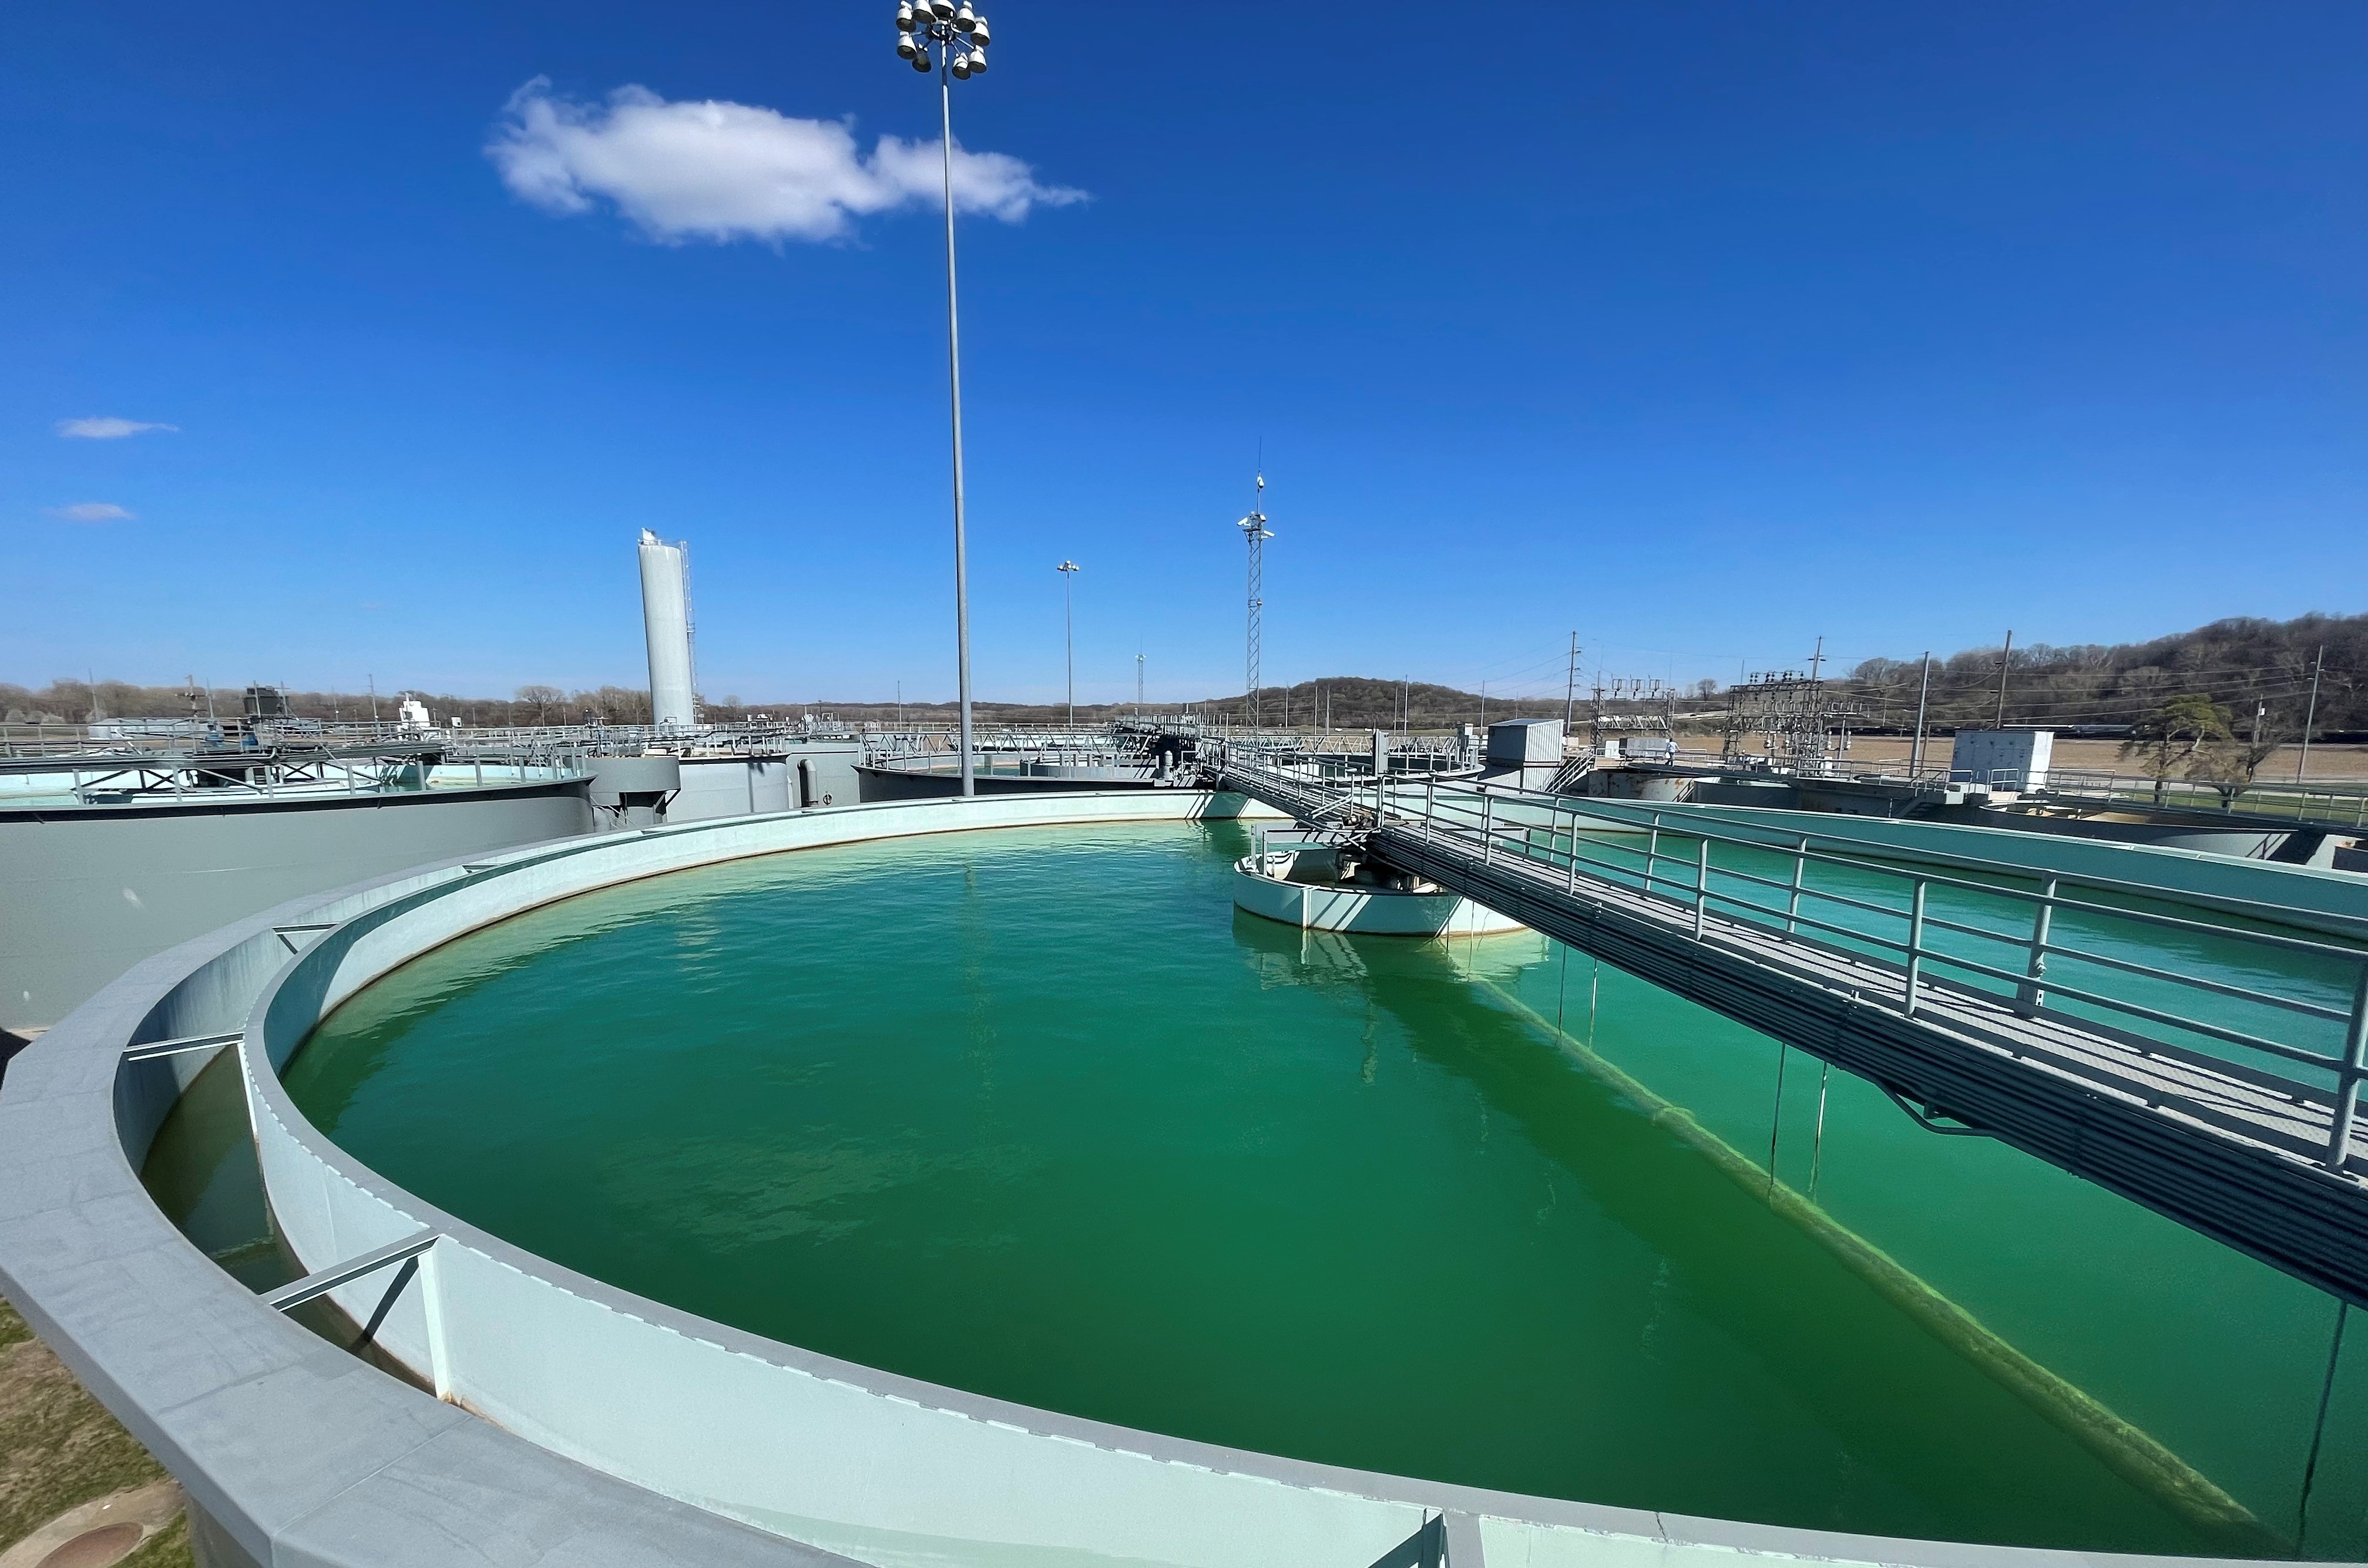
[5,2,2362,708]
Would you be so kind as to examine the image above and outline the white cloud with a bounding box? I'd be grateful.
[486,78,1084,244]
[56,417,177,439]
[51,502,135,523]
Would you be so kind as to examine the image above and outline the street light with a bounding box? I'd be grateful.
[1056,560,1081,730]
[894,0,993,792]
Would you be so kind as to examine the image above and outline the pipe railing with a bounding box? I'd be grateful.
[1218,749,2368,1171]
[2039,768,2368,830]
[0,750,593,806]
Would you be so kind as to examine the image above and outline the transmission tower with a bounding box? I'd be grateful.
[1237,472,1272,728]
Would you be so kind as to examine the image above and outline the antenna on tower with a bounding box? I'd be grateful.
[1237,464,1274,729]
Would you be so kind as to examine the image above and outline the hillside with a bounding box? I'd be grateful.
[8,612,2360,738]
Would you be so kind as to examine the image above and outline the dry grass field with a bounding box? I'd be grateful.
[1812,736,2368,782]
[0,1296,190,1567]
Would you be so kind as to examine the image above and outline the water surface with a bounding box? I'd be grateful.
[280,819,2359,1554]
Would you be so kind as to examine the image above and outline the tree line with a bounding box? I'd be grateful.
[10,612,2359,749]
[1839,613,2366,738]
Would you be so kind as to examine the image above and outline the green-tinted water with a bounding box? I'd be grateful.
[278,820,2368,1556]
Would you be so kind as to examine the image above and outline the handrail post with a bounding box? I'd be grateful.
[2326,964,2368,1170]
[1482,789,1494,867]
[1786,836,1808,937]
[2017,879,2056,1017]
[1904,880,1929,1015]
[1693,838,1709,940]
[1567,805,1580,893]
[1645,813,1661,894]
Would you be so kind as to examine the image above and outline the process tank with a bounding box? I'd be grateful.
[637,529,697,728]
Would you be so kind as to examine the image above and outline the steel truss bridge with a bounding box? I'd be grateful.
[1212,748,2368,1305]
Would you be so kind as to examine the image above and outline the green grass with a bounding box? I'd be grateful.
[121,1513,192,1567]
[0,1293,187,1565]
[0,1297,29,1353]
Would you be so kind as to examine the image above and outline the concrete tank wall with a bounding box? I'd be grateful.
[672,756,792,822]
[0,781,593,1030]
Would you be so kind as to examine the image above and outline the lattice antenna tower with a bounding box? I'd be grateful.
[1237,470,1272,728]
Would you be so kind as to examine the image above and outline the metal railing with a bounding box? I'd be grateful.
[0,749,590,806]
[2040,768,2368,830]
[1218,750,2368,1172]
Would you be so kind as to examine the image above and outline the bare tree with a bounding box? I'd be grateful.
[514,685,563,725]
[2120,695,2230,806]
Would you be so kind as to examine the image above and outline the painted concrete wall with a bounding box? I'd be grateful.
[0,782,592,1030]
[671,756,792,821]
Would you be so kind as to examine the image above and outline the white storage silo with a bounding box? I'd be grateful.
[637,530,697,728]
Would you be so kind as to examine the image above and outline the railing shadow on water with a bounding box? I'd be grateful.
[1224,905,2296,1554]
[1226,875,2368,1558]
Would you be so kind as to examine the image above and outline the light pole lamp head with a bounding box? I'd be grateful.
[1057,560,1080,576]
[954,2,977,30]
[929,0,957,19]
[896,1,916,29]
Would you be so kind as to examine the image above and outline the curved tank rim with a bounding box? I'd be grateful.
[0,792,2307,1568]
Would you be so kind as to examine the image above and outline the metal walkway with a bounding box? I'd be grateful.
[1215,752,2368,1305]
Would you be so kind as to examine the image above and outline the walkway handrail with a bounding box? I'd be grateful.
[1217,750,2368,1173]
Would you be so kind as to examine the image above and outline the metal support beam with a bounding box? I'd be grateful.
[123,1031,242,1062]
[262,1231,439,1313]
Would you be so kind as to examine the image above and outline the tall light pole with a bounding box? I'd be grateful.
[1237,472,1271,729]
[1056,559,1080,728]
[896,0,991,793]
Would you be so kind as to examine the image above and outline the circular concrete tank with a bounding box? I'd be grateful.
[4,795,2356,1567]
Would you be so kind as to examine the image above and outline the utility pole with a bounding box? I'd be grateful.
[1136,651,1144,712]
[2298,646,2325,782]
[367,674,379,725]
[1809,636,1824,684]
[1993,630,2014,728]
[1909,651,1933,775]
[1564,632,1580,731]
